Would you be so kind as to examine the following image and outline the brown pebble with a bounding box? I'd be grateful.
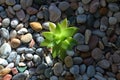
[10,38,21,48]
[30,22,42,32]
[116,73,120,80]
[99,7,108,16]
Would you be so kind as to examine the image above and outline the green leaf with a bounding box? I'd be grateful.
[40,39,54,47]
[49,22,56,32]
[59,48,67,60]
[62,27,78,37]
[52,45,59,58]
[60,18,68,29]
[42,32,54,41]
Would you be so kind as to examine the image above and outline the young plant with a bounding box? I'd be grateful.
[40,18,78,60]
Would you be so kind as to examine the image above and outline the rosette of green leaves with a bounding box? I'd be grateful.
[41,19,78,60]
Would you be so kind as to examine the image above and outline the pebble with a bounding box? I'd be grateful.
[10,38,21,48]
[112,53,120,63]
[13,4,21,11]
[53,62,63,76]
[16,9,25,21]
[0,28,9,40]
[33,55,41,64]
[58,1,70,11]
[36,63,47,74]
[77,45,89,52]
[12,67,18,75]
[94,74,107,80]
[12,73,27,80]
[7,51,17,62]
[0,11,7,18]
[6,63,14,68]
[8,6,15,15]
[0,68,11,76]
[76,14,87,24]
[92,29,105,37]
[30,22,42,32]
[35,48,44,56]
[79,64,86,75]
[0,43,11,58]
[17,28,28,35]
[96,67,104,74]
[20,0,33,9]
[5,0,16,6]
[82,0,91,4]
[73,57,83,65]
[25,53,33,60]
[3,74,12,80]
[26,7,38,15]
[91,48,103,60]
[50,76,58,80]
[44,68,53,78]
[108,3,119,12]
[73,33,85,44]
[66,50,75,56]
[114,12,120,22]
[85,29,91,44]
[0,58,8,66]
[82,74,89,80]
[70,65,79,75]
[37,11,44,19]
[20,33,32,43]
[11,19,19,28]
[64,56,73,68]
[2,18,10,27]
[116,73,120,80]
[14,55,20,65]
[89,0,99,13]
[49,3,61,22]
[77,7,84,14]
[97,59,110,69]
[9,30,17,38]
[87,65,95,77]
[45,54,53,66]
[109,17,117,25]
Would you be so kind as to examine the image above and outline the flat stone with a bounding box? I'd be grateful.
[0,28,9,40]
[16,9,25,21]
[77,7,84,14]
[58,1,70,11]
[14,55,20,65]
[36,63,47,74]
[109,17,117,25]
[97,59,110,69]
[89,0,99,13]
[77,45,89,52]
[76,14,87,24]
[7,51,17,62]
[79,64,86,74]
[87,65,95,77]
[49,3,61,22]
[53,62,63,76]
[50,76,58,80]
[6,63,14,68]
[73,33,85,44]
[13,4,22,11]
[5,0,16,6]
[64,56,73,68]
[12,73,27,80]
[20,0,33,9]
[108,3,119,12]
[2,18,10,27]
[70,65,79,75]
[26,7,38,15]
[20,33,32,43]
[91,48,104,60]
[85,29,91,44]
[92,29,105,37]
[73,57,83,65]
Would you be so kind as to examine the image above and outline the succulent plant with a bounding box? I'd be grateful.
[40,18,78,60]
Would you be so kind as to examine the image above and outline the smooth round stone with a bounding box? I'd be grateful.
[33,55,41,63]
[7,51,17,62]
[0,68,11,76]
[0,43,11,58]
[87,14,95,27]
[17,28,28,35]
[109,17,117,25]
[3,74,12,80]
[82,74,89,80]
[24,48,35,54]
[64,56,73,68]
[16,47,26,54]
[13,4,21,11]
[12,73,27,80]
[26,7,38,15]
[0,28,9,40]
[25,53,33,60]
[0,11,7,18]
[35,48,44,56]
[45,54,53,66]
[0,6,4,11]
[77,45,89,52]
[73,57,83,65]
[49,3,61,22]
[66,50,75,56]
[73,33,85,44]
[91,48,103,60]
[87,65,95,77]
[79,64,86,74]
[82,0,91,4]
[50,76,58,80]
[108,3,119,12]
[70,65,79,75]
[10,30,17,38]
[36,63,47,74]
[89,0,99,13]
[30,76,38,80]
[97,59,110,69]
[6,63,14,68]
[27,61,34,68]
[92,29,105,37]
[96,67,104,73]
[0,58,8,66]
[58,1,70,11]
[37,11,44,19]
[85,29,91,44]
[16,9,25,21]
[20,33,32,43]
[14,55,20,65]
[10,38,21,48]
[5,0,16,6]
[76,14,87,23]
[77,7,84,14]
[44,68,53,78]
[20,0,33,9]
[2,18,10,27]
[114,12,120,22]
[36,36,44,43]
[42,22,56,30]
[53,62,63,76]
[29,15,38,22]
[94,74,106,80]
[112,53,120,63]
[11,19,19,28]
[30,22,42,32]
[18,62,26,66]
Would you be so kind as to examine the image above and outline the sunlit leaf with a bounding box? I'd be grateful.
[40,39,54,48]
[49,22,56,32]
[42,32,54,41]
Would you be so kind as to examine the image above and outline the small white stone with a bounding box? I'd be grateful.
[2,18,10,27]
[0,58,8,66]
[11,19,19,28]
[45,54,53,66]
[25,53,33,60]
[17,28,28,35]
[6,62,14,68]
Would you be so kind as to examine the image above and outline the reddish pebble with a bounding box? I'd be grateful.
[12,67,18,75]
[29,39,35,48]
[99,7,108,16]
[3,74,12,80]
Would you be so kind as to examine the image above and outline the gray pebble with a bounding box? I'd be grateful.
[114,12,120,22]
[77,45,89,52]
[66,50,75,56]
[0,58,8,66]
[73,33,85,44]
[33,55,41,63]
[2,18,10,27]
[109,17,117,25]
[0,28,9,40]
[73,57,83,65]
[87,65,95,77]
[7,51,17,62]
[92,29,105,37]
[82,74,89,80]
[77,7,84,14]
[16,47,26,54]
[44,68,53,78]
[17,28,28,35]
[29,15,38,22]
[11,19,19,28]
[108,3,119,12]
[36,63,47,74]
[70,65,79,75]
[50,76,58,80]
[13,4,21,11]
[5,0,16,6]
[80,64,86,74]
[12,73,27,80]
[0,6,4,11]
[97,59,110,69]
[15,55,20,65]
[95,67,104,74]
[25,53,33,60]
[0,11,7,18]
[76,14,87,23]
[35,48,44,56]
[58,1,70,11]
[94,74,107,80]
[82,0,91,4]
[36,36,44,44]
[37,11,44,19]
[24,48,35,54]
